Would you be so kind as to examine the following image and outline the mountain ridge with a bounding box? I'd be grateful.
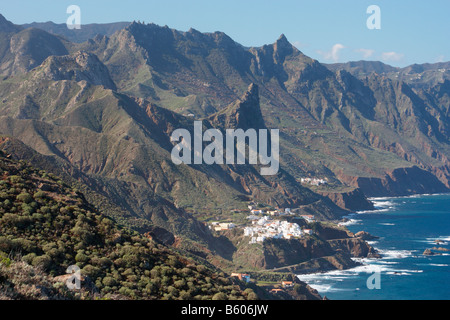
[0,14,449,292]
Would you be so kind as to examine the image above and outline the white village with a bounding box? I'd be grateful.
[209,206,316,244]
[300,177,328,186]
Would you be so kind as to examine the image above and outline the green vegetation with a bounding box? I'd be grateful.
[0,151,257,300]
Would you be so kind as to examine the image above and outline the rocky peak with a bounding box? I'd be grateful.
[273,34,295,62]
[276,34,290,47]
[36,51,116,90]
[208,83,266,130]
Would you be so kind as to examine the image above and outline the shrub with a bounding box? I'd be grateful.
[22,253,37,265]
[9,175,23,184]
[102,276,117,287]
[16,192,33,204]
[32,254,52,271]
[0,251,11,267]
[33,191,46,199]
[75,252,90,264]
[212,292,227,300]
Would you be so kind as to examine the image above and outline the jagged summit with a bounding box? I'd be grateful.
[276,33,289,44]
[208,83,266,130]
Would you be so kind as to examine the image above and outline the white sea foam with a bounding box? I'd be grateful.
[297,250,423,294]
[379,223,395,226]
[386,271,411,276]
[338,219,361,227]
[297,260,423,293]
[356,199,396,214]
[417,236,450,245]
[377,249,416,259]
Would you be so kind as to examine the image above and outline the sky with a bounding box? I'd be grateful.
[1,0,449,67]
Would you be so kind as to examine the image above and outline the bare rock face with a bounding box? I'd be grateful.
[208,83,266,131]
[354,231,379,241]
[36,51,117,90]
[319,188,374,211]
[328,238,381,258]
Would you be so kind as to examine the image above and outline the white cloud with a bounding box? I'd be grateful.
[381,51,405,62]
[317,43,345,62]
[355,48,375,59]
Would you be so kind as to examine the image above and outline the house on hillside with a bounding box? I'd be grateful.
[213,222,236,231]
[231,273,251,283]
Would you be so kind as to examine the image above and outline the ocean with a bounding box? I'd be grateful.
[297,193,450,300]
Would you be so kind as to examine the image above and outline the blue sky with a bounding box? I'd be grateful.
[1,0,449,67]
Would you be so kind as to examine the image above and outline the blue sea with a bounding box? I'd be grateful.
[297,193,450,300]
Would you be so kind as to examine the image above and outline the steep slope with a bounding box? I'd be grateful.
[84,22,449,198]
[0,16,449,260]
[0,27,69,77]
[33,50,117,90]
[0,149,260,300]
[0,63,346,219]
[208,83,266,130]
[2,16,448,206]
[0,14,22,34]
[0,54,352,283]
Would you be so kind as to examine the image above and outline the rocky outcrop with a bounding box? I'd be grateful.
[423,249,439,256]
[319,188,374,211]
[262,238,334,269]
[313,223,353,240]
[35,51,117,90]
[328,238,381,258]
[339,166,450,197]
[354,231,379,241]
[272,251,360,274]
[208,83,266,130]
[431,247,450,252]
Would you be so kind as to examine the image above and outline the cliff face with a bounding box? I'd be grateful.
[230,222,379,273]
[262,238,334,269]
[339,166,449,197]
[319,188,375,211]
[35,51,117,90]
[208,83,266,131]
[327,238,380,258]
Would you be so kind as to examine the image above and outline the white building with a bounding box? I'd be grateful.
[214,222,236,231]
[244,217,303,243]
[300,177,328,186]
